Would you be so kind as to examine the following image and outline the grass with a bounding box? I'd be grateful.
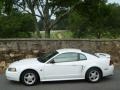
[40,30,73,39]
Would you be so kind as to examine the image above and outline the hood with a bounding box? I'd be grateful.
[9,58,42,67]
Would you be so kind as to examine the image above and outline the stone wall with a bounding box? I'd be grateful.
[0,39,120,73]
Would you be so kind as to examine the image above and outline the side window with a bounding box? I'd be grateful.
[53,52,79,63]
[79,54,87,60]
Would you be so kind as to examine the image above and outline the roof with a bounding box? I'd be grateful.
[56,48,82,53]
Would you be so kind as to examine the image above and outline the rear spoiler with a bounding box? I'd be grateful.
[94,53,110,58]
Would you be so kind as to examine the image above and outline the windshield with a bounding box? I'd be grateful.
[37,51,58,63]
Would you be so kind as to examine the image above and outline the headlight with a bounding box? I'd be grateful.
[8,68,16,72]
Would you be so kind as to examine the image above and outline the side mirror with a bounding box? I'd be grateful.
[50,60,55,64]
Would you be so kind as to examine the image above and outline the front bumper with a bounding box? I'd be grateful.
[5,69,20,81]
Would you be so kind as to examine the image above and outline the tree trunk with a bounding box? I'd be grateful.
[43,0,50,38]
[43,18,50,38]
[32,12,41,38]
[96,32,102,39]
[45,28,50,38]
[29,2,41,38]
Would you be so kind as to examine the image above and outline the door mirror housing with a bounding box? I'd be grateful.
[50,60,55,64]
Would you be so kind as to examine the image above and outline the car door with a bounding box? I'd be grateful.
[42,52,85,81]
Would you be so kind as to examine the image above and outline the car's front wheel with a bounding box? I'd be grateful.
[86,68,102,83]
[20,70,39,86]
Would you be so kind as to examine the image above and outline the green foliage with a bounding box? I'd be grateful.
[68,0,120,39]
[68,11,89,38]
[0,0,120,39]
[50,0,79,7]
[0,13,35,38]
[0,0,3,15]
[106,4,120,38]
[4,0,14,15]
[39,30,73,39]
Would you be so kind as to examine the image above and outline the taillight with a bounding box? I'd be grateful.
[110,60,113,65]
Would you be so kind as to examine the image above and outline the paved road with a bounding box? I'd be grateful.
[0,67,120,90]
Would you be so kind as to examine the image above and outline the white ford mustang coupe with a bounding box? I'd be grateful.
[6,49,114,86]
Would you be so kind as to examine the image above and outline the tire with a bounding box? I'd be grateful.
[20,70,39,86]
[85,68,102,83]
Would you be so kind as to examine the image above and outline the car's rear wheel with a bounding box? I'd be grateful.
[21,70,39,86]
[86,68,102,83]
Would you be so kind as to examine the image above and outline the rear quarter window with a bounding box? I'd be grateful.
[79,54,87,60]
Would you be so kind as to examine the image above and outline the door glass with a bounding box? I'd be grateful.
[54,52,78,63]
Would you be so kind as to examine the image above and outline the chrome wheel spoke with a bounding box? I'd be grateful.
[89,70,100,82]
[24,73,36,85]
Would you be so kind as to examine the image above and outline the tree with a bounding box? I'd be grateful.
[81,0,111,39]
[69,0,112,39]
[68,11,89,38]
[0,0,15,16]
[10,0,82,38]
[0,0,4,15]
[106,3,120,38]
[0,12,35,38]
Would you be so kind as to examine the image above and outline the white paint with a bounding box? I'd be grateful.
[5,48,114,84]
